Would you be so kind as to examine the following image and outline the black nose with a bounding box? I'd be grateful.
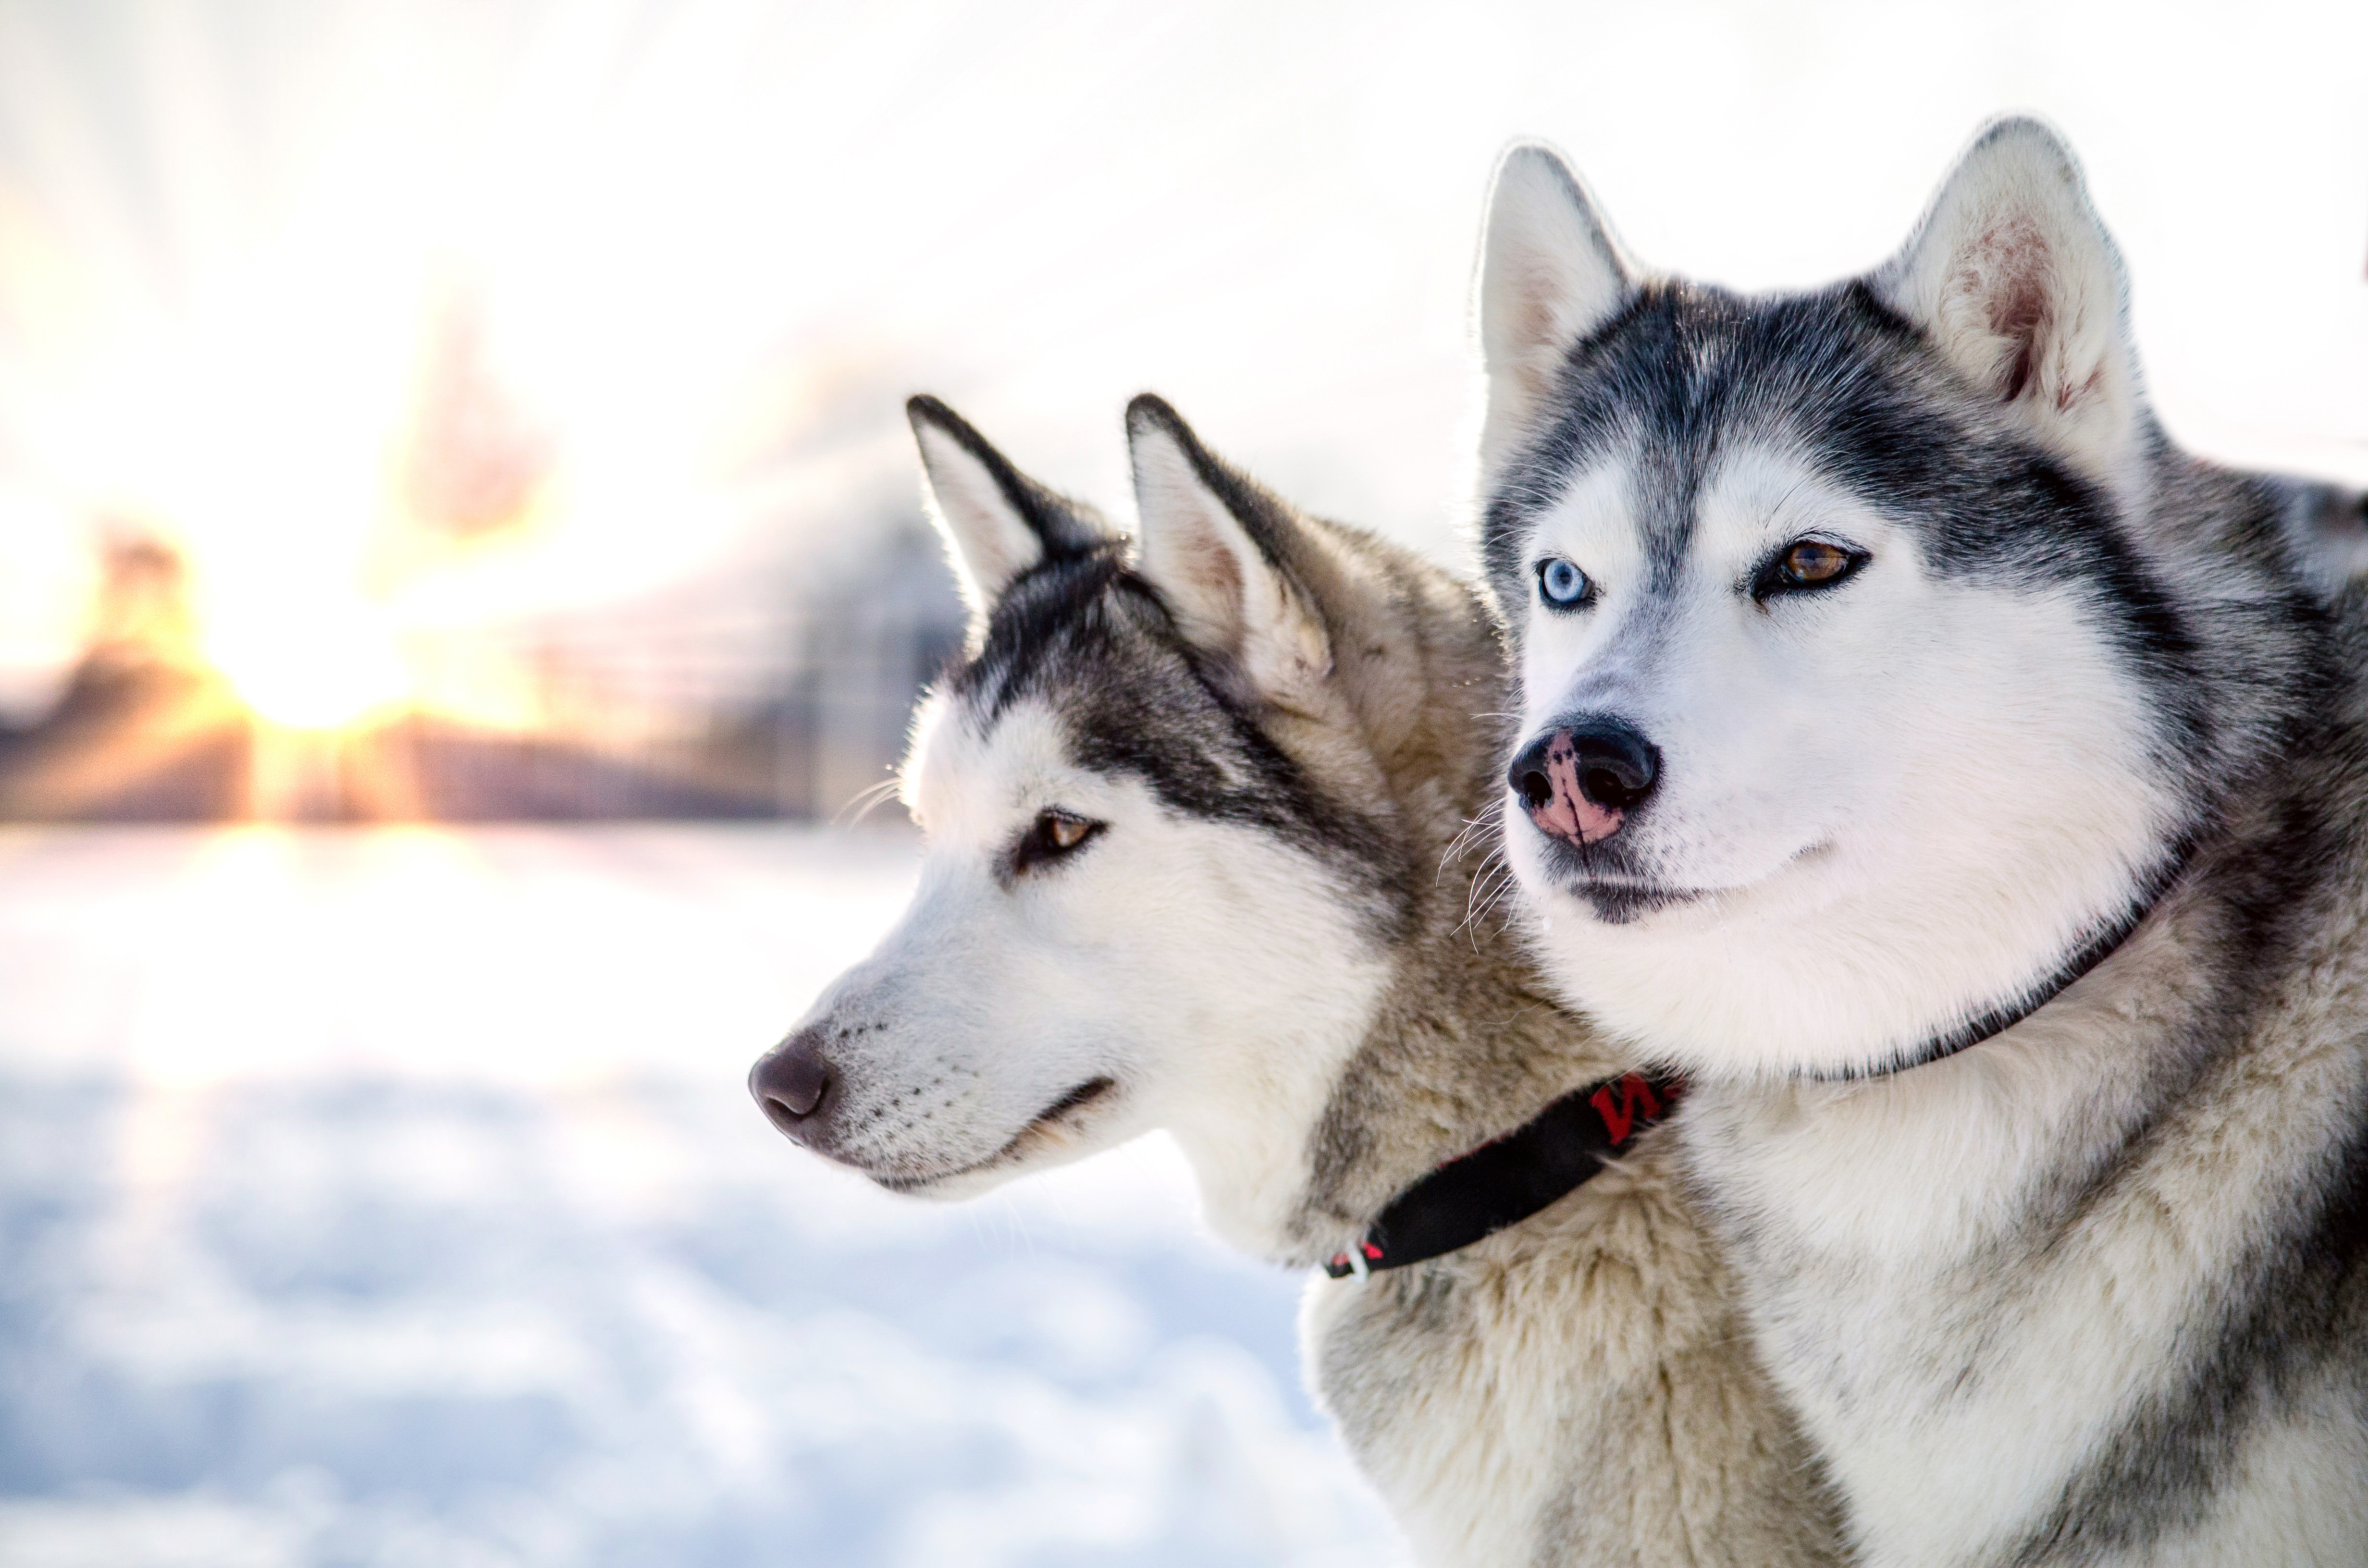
[1508,716,1661,845]
[748,1027,834,1141]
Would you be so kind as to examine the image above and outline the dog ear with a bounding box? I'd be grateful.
[1873,117,2140,477]
[1124,394,1331,702]
[907,395,1114,624]
[1475,142,1638,478]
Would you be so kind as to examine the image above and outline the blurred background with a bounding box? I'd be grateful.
[0,2,2360,1564]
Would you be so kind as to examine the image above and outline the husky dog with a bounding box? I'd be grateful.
[749,394,1841,1564]
[1476,117,2368,1565]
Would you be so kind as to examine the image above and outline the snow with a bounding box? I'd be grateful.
[0,825,1406,1567]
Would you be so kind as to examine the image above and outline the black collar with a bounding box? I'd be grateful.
[1805,841,2195,1083]
[1320,854,2187,1278]
[1324,1070,1685,1279]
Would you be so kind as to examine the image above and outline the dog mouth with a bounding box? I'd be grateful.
[1518,833,1706,918]
[1567,880,1710,923]
[873,1076,1120,1194]
[1030,1076,1118,1125]
[1539,840,1838,924]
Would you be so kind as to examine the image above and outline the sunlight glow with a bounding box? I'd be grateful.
[0,7,799,744]
[0,1,2359,765]
[206,599,409,731]
[31,186,434,732]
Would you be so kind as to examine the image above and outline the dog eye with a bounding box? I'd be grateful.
[1010,809,1102,875]
[1536,557,1592,609]
[1755,539,1865,600]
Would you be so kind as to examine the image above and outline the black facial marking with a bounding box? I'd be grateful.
[1003,808,1104,881]
[1749,538,1866,602]
[1477,279,2247,777]
[950,551,1414,938]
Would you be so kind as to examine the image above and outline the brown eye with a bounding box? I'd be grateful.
[1755,538,1864,600]
[1783,541,1850,584]
[1010,809,1103,876]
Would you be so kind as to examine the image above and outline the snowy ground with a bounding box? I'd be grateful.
[0,825,1405,1568]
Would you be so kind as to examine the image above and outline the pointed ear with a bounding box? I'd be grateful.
[1872,117,2140,475]
[907,395,1114,622]
[1475,142,1638,476]
[1123,394,1331,702]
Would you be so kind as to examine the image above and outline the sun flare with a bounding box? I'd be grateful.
[207,599,410,731]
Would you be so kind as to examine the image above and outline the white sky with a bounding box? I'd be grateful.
[0,0,2361,692]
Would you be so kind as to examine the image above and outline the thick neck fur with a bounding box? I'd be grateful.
[1679,450,2368,1564]
[1211,515,1637,1263]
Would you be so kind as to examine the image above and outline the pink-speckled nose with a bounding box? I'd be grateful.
[1509,719,1658,845]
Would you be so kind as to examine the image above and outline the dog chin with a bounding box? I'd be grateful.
[865,1077,1122,1198]
[871,1160,1020,1202]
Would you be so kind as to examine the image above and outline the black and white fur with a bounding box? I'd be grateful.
[1478,117,2368,1565]
[749,395,1841,1564]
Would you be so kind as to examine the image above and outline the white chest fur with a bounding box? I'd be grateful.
[1680,970,2368,1568]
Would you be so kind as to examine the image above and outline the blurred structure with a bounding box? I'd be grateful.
[0,518,963,824]
[685,519,966,822]
[377,514,963,822]
[0,534,249,820]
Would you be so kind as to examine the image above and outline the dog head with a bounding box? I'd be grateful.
[748,396,1401,1251]
[1476,119,2316,1077]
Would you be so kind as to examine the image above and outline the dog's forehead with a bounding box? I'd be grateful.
[1492,279,2060,605]
[913,557,1235,829]
[1694,445,1897,554]
[950,552,1177,717]
[1525,441,1889,590]
[911,690,1084,834]
[1524,461,1647,574]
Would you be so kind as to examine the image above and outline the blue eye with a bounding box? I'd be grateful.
[1537,557,1590,608]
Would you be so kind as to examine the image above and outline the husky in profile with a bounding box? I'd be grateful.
[749,394,1840,1564]
[1476,117,2368,1565]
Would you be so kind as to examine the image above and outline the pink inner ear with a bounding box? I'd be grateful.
[1970,218,2054,404]
[1514,267,1572,372]
[1189,530,1245,608]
